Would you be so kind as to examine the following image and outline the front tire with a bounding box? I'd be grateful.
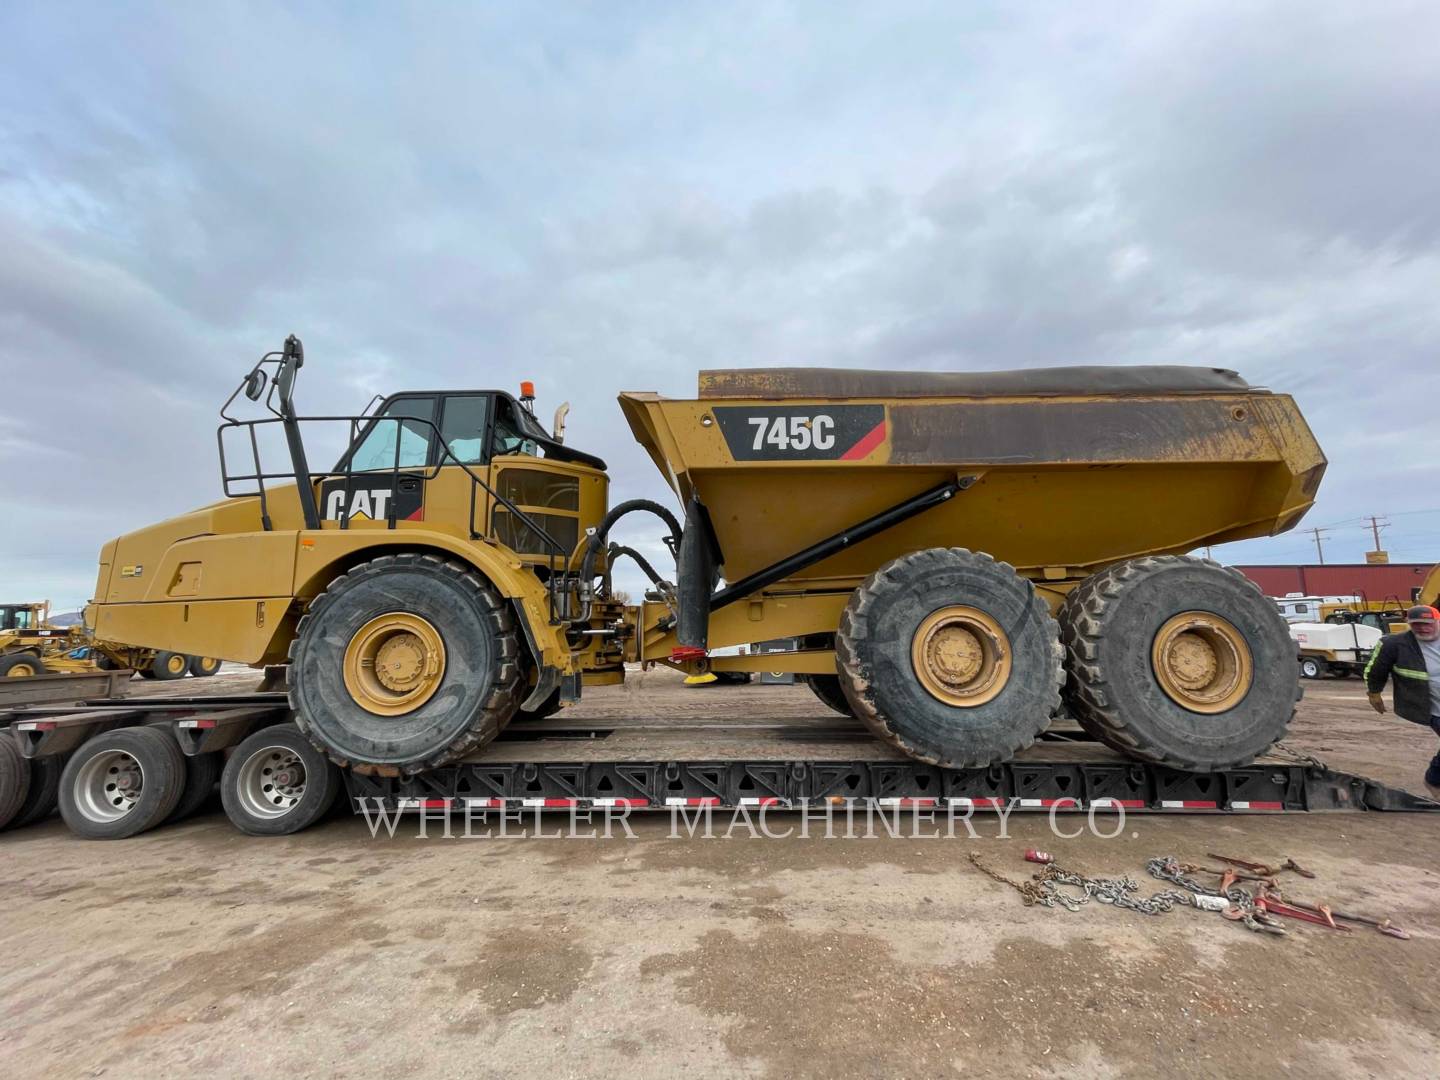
[836,548,1062,768]
[0,652,47,677]
[1058,555,1296,771]
[149,651,190,681]
[221,724,341,836]
[288,554,521,773]
[58,727,185,839]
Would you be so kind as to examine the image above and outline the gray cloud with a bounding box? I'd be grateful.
[4,1,1440,608]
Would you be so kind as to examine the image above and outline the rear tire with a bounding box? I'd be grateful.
[805,674,855,717]
[10,754,66,828]
[836,548,1062,768]
[58,727,185,839]
[0,652,47,677]
[188,655,222,678]
[166,752,222,822]
[288,553,521,773]
[221,724,341,836]
[0,739,32,829]
[149,651,189,681]
[1058,555,1296,770]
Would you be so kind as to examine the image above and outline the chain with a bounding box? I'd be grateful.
[969,852,1287,935]
[1147,855,1285,935]
[1271,740,1326,769]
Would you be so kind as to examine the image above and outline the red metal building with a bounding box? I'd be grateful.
[1234,563,1434,604]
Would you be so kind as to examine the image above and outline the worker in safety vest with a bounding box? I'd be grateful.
[1365,604,1440,797]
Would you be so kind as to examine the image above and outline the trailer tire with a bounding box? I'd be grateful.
[289,553,521,773]
[1058,555,1296,771]
[166,752,222,822]
[0,652,48,677]
[221,724,340,836]
[150,651,189,681]
[836,548,1062,768]
[1299,656,1327,680]
[10,754,66,829]
[0,739,31,829]
[805,674,855,717]
[58,727,185,839]
[188,655,222,678]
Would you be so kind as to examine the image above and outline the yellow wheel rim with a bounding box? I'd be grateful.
[6,658,41,677]
[342,613,446,716]
[199,657,220,673]
[1151,611,1253,713]
[910,606,1011,707]
[166,654,188,675]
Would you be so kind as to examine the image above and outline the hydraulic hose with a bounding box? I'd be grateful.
[577,499,684,620]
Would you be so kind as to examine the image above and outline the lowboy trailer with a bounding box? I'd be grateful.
[3,691,1435,839]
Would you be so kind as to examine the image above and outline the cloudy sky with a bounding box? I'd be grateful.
[4,1,1439,609]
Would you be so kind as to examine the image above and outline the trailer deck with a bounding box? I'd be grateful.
[8,692,1437,820]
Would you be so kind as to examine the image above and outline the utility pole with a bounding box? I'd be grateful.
[1367,516,1389,550]
[1309,527,1329,565]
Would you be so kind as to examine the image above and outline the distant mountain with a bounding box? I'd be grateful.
[47,611,84,627]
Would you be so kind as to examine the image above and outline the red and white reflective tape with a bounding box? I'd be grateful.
[947,797,1007,809]
[591,797,649,808]
[1228,800,1284,811]
[878,797,937,808]
[664,797,721,807]
[398,798,453,810]
[176,718,218,729]
[739,797,783,806]
[1016,798,1081,809]
[14,721,57,731]
[464,797,503,809]
[1160,800,1218,810]
[1089,798,1146,809]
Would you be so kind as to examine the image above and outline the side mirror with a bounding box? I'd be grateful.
[244,370,267,401]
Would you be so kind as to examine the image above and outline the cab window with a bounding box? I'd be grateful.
[439,395,491,466]
[492,396,538,458]
[349,397,436,471]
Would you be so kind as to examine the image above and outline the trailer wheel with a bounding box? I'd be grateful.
[150,651,190,681]
[288,553,521,773]
[0,652,47,677]
[58,727,185,839]
[836,548,1062,768]
[805,674,855,717]
[166,752,222,822]
[221,724,341,836]
[0,739,32,829]
[10,754,66,829]
[1299,657,1327,680]
[1058,555,1296,771]
[188,655,222,678]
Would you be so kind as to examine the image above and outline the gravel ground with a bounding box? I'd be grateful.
[2,669,1437,1078]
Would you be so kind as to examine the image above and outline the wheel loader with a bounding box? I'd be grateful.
[84,336,1325,776]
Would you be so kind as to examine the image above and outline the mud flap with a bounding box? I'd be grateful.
[676,497,721,650]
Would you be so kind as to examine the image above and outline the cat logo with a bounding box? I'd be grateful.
[320,475,425,524]
[120,565,144,578]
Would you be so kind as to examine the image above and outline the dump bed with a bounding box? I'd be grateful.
[619,365,1325,583]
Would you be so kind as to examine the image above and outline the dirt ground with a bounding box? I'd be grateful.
[2,670,1438,1079]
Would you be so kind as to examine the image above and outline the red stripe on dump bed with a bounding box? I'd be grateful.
[840,420,887,461]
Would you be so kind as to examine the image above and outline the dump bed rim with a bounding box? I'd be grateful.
[696,364,1260,400]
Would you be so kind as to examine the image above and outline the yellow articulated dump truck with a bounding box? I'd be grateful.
[86,336,1325,777]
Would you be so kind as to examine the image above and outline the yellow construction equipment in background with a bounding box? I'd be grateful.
[85,335,1325,776]
[1,600,220,680]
